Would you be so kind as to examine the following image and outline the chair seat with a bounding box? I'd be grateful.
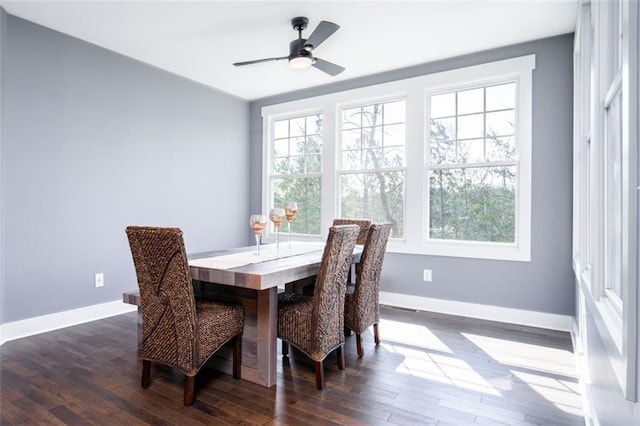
[195,301,245,366]
[278,297,317,359]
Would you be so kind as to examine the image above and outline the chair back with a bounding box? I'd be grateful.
[126,226,197,373]
[310,225,359,355]
[347,223,392,331]
[332,218,371,245]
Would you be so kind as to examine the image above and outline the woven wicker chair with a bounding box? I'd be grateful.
[277,225,359,390]
[125,226,245,406]
[344,223,392,357]
[332,218,371,245]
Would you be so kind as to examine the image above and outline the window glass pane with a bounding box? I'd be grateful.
[306,136,321,154]
[431,118,456,142]
[306,114,323,136]
[342,107,361,129]
[290,155,305,173]
[429,166,516,243]
[290,117,306,137]
[362,104,383,127]
[290,137,305,156]
[457,139,485,163]
[384,146,405,168]
[363,148,383,169]
[305,154,322,173]
[431,139,456,165]
[384,100,406,124]
[341,100,406,171]
[431,93,456,118]
[273,177,321,235]
[605,90,623,304]
[273,157,289,174]
[343,129,361,150]
[486,83,515,111]
[486,137,515,162]
[486,110,515,137]
[361,126,383,150]
[274,120,289,139]
[384,124,405,147]
[342,149,362,170]
[340,172,404,238]
[458,114,484,140]
[274,138,289,157]
[458,88,484,115]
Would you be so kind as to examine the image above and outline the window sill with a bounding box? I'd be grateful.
[386,240,531,262]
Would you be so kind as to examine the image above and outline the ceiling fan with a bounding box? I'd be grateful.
[233,17,345,76]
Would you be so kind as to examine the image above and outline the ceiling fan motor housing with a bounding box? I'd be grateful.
[289,39,313,59]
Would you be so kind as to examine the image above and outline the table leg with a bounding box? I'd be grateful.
[198,281,278,388]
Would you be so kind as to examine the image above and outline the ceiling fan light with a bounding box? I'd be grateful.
[289,55,313,69]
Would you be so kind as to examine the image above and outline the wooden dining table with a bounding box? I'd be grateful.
[187,242,362,388]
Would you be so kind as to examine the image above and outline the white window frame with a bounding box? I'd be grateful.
[262,55,535,262]
[573,0,638,401]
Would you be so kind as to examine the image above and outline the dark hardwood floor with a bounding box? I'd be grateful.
[1,306,584,425]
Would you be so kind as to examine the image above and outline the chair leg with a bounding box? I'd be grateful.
[337,345,345,370]
[141,360,151,388]
[232,334,242,380]
[356,334,364,357]
[184,375,195,406]
[314,361,324,390]
[282,340,289,357]
[373,323,380,345]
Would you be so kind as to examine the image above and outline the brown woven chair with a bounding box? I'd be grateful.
[277,225,359,390]
[332,218,371,245]
[125,226,245,406]
[344,223,392,357]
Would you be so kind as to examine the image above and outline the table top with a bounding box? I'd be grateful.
[188,242,362,291]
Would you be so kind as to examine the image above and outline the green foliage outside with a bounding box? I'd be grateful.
[429,117,516,243]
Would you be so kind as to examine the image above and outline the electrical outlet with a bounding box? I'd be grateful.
[95,273,104,288]
[423,269,432,282]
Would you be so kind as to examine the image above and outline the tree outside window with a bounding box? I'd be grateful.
[339,100,406,238]
[428,83,517,243]
[271,114,322,235]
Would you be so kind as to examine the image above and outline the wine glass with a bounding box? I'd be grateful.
[269,208,285,253]
[249,214,267,255]
[283,201,298,249]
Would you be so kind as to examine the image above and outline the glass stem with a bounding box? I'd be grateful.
[276,228,279,253]
[255,234,260,255]
[288,221,292,249]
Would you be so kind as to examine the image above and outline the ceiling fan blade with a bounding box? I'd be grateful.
[233,56,288,66]
[312,58,345,76]
[305,21,339,50]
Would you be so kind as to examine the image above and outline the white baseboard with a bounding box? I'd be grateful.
[380,291,573,332]
[0,293,572,346]
[0,300,137,346]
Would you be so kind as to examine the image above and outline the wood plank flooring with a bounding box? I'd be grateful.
[0,306,584,425]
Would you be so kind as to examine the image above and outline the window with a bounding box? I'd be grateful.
[262,55,534,261]
[269,113,323,235]
[428,83,517,244]
[604,80,623,314]
[573,0,638,400]
[340,100,406,238]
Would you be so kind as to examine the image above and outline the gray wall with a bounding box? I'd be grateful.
[2,15,249,323]
[250,34,575,316]
[0,7,7,327]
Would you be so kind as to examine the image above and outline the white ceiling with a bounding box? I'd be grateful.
[1,0,578,101]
